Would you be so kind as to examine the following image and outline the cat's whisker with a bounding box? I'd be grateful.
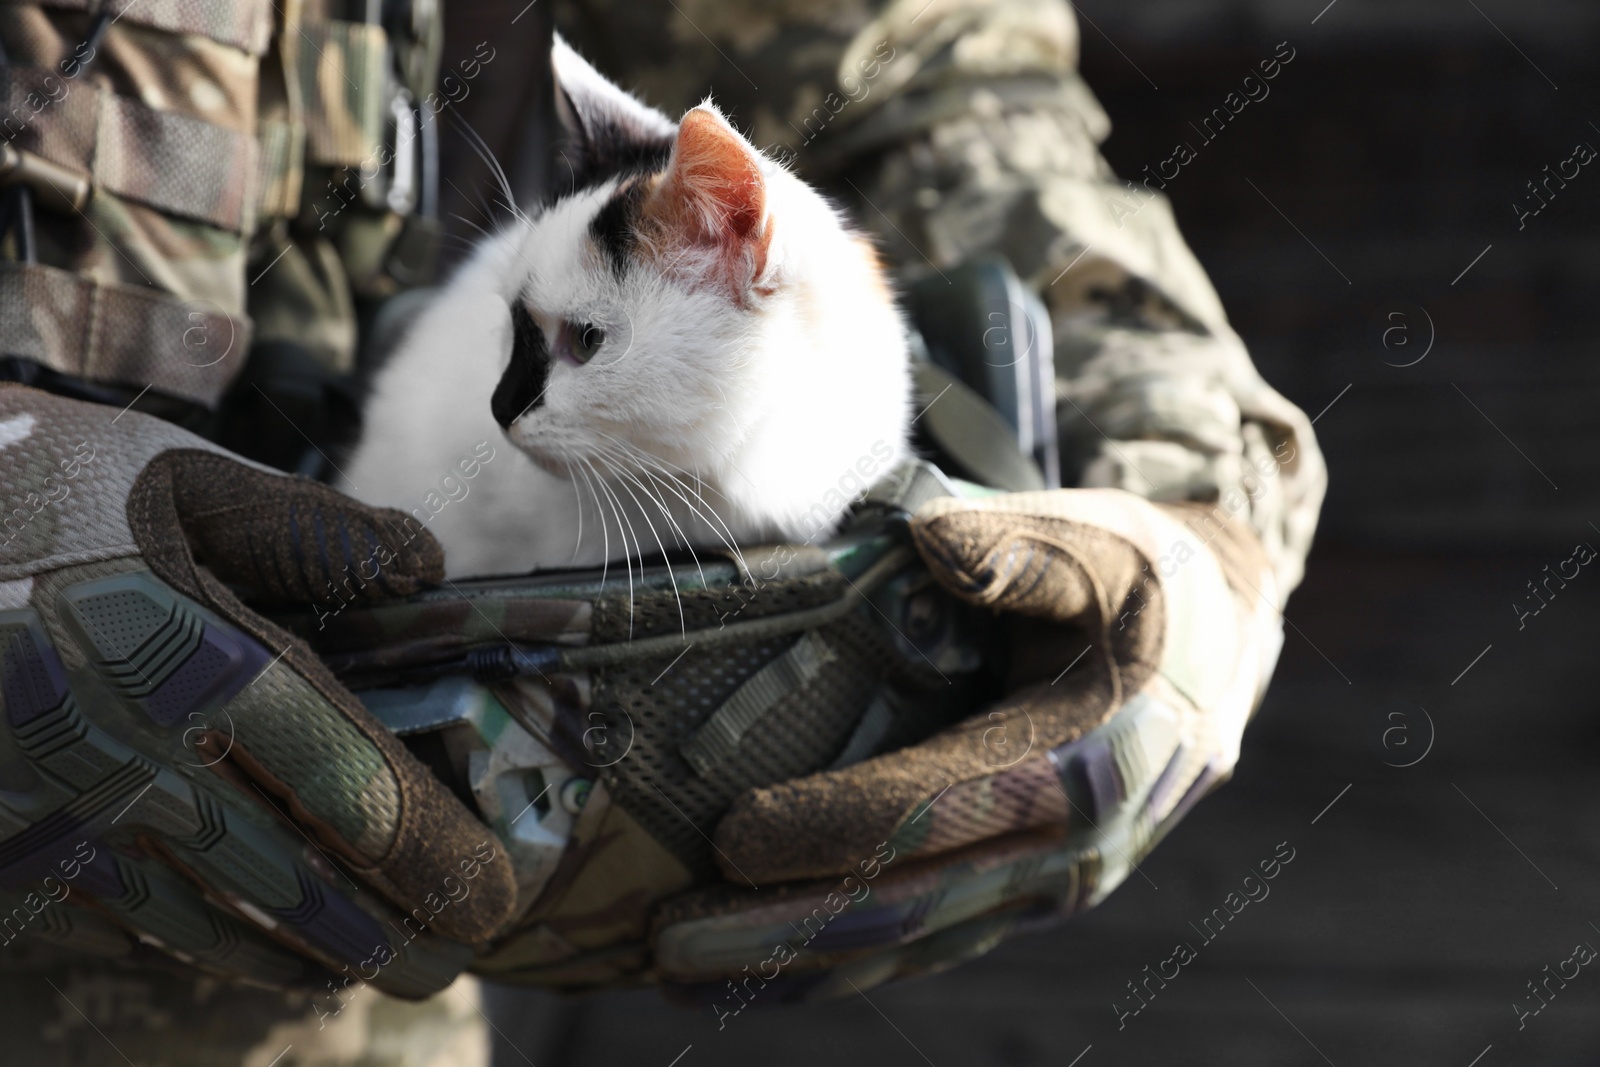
[442,116,557,300]
[468,186,504,237]
[574,456,614,593]
[591,433,748,574]
[594,441,720,635]
[584,455,642,637]
[645,473,750,584]
[445,111,519,224]
[633,469,709,581]
[437,235,485,257]
[594,441,674,538]
[649,461,750,574]
[595,450,687,634]
[596,442,710,590]
[586,457,638,632]
[592,430,736,506]
[627,471,722,612]
[632,459,740,577]
[447,212,493,239]
[493,195,538,230]
[647,445,739,508]
[554,149,578,193]
[562,457,586,564]
[445,170,548,296]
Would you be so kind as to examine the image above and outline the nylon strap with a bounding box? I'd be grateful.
[254,0,306,219]
[254,117,305,219]
[3,67,258,232]
[0,0,273,56]
[299,19,388,168]
[861,459,959,514]
[911,361,1046,493]
[678,632,837,779]
[0,261,246,407]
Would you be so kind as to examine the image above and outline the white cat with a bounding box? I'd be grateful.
[343,38,911,579]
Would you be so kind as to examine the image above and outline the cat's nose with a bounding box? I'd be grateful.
[491,302,552,427]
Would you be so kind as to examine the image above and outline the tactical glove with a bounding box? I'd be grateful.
[0,385,517,996]
[296,470,1282,1001]
[650,487,1284,1004]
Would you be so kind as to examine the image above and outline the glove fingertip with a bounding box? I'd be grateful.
[360,502,447,590]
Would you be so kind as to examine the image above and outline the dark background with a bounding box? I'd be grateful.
[485,3,1600,1063]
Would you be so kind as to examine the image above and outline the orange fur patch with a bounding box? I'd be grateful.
[637,107,773,302]
[852,236,894,306]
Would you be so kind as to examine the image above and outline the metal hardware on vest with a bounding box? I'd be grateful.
[0,144,91,215]
[0,10,105,224]
[0,11,105,262]
[386,90,419,215]
[465,643,554,683]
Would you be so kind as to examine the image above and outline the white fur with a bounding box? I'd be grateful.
[344,62,910,579]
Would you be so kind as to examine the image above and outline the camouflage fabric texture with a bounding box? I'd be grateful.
[0,2,263,411]
[0,0,1326,1062]
[0,0,441,419]
[0,385,525,1063]
[0,944,488,1067]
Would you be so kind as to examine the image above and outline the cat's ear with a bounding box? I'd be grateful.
[551,35,677,192]
[647,105,772,297]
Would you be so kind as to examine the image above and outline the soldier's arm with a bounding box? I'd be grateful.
[829,1,1325,596]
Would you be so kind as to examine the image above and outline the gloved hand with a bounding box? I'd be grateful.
[649,487,1285,1003]
[0,385,516,996]
[397,476,1281,999]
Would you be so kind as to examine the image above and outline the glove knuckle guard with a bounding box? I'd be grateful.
[123,452,517,947]
[0,388,516,990]
[717,492,1208,882]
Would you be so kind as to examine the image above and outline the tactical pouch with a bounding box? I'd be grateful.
[269,470,999,984]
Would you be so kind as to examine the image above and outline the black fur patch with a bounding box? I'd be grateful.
[557,86,674,196]
[589,181,646,277]
[492,301,551,427]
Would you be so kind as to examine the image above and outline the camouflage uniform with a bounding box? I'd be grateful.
[1,942,488,1067]
[0,0,1325,1063]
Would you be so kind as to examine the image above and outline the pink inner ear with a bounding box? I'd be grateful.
[657,108,768,258]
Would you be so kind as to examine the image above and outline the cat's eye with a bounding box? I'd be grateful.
[571,322,605,364]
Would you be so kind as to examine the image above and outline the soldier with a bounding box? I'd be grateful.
[0,0,1324,1064]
